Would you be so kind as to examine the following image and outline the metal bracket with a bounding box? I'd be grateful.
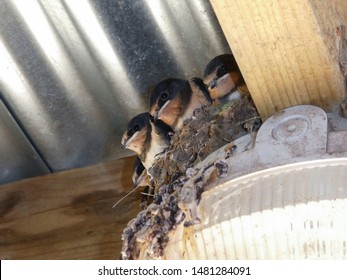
[253,105,328,167]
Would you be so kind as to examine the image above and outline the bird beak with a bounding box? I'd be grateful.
[208,79,217,90]
[154,100,170,121]
[121,131,139,149]
[152,109,159,121]
[121,138,128,149]
[134,170,150,187]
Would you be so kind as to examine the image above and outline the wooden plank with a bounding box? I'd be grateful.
[0,156,142,259]
[210,0,347,118]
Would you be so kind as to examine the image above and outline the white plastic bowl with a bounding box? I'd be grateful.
[164,158,347,259]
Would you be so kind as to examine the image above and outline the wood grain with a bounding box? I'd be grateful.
[0,156,142,259]
[210,0,347,118]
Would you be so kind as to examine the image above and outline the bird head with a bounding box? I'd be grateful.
[121,112,151,155]
[149,78,191,129]
[203,54,244,100]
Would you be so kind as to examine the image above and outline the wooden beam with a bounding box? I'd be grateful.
[210,0,347,118]
[0,156,141,259]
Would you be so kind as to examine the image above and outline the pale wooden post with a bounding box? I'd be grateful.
[210,0,347,118]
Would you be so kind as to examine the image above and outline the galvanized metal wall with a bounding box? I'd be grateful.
[0,0,230,184]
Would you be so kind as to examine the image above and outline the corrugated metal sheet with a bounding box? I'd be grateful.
[0,0,230,184]
[0,100,49,184]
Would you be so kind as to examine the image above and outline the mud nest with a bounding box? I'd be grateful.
[121,94,261,260]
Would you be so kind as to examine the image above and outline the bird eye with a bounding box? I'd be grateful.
[133,124,140,132]
[217,65,228,78]
[160,92,169,100]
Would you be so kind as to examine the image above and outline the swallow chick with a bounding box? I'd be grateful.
[203,53,248,103]
[149,78,211,131]
[121,112,173,170]
[132,157,152,193]
[131,157,155,208]
[132,157,147,186]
